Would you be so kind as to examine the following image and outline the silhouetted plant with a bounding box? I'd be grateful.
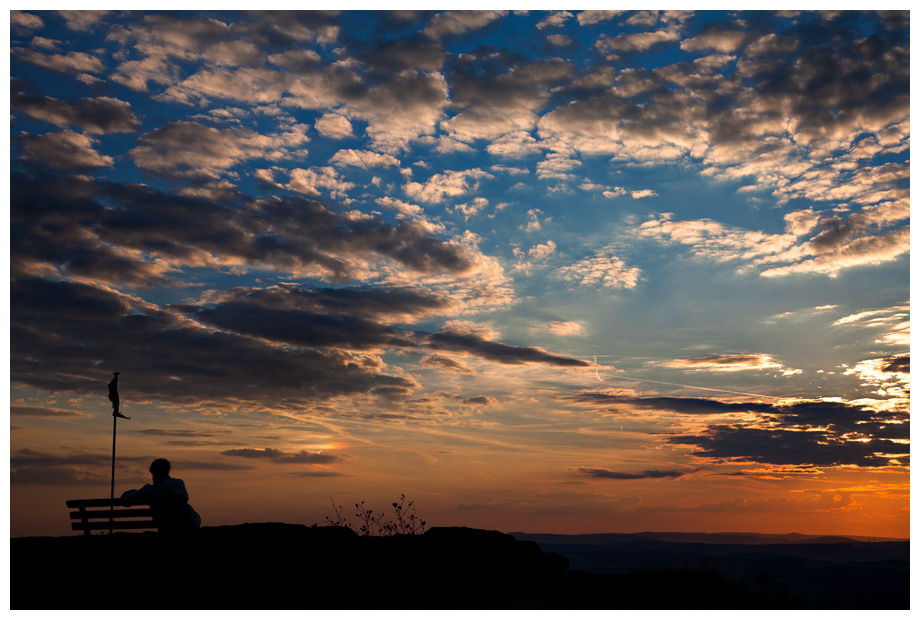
[390,494,426,535]
[324,494,426,536]
[323,498,352,529]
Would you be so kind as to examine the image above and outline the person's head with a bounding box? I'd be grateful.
[150,458,171,483]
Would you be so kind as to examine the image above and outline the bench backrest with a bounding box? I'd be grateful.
[66,498,156,535]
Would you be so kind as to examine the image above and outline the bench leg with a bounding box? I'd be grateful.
[79,507,91,536]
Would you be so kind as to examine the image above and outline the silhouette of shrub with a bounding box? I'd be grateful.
[323,494,426,536]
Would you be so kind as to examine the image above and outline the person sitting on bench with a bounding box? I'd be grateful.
[121,458,201,534]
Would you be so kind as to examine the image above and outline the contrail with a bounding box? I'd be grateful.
[589,361,783,400]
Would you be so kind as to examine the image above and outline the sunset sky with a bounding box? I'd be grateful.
[9,9,910,539]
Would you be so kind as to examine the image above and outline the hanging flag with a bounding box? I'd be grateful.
[108,372,121,414]
[108,372,132,419]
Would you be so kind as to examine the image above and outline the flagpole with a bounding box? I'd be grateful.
[108,371,121,535]
[110,412,117,534]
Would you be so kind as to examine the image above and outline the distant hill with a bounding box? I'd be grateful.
[509,530,909,609]
[509,531,907,545]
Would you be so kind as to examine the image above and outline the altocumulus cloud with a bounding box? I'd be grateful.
[8,11,910,503]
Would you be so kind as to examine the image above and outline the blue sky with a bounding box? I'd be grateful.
[9,9,910,537]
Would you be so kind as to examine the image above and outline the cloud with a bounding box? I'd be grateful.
[173,461,255,471]
[761,226,910,278]
[453,197,490,218]
[536,155,581,180]
[11,449,127,468]
[843,355,909,398]
[562,392,777,416]
[626,11,660,27]
[106,13,236,91]
[462,395,497,406]
[292,471,349,478]
[528,240,557,261]
[221,448,341,464]
[10,277,420,408]
[7,10,912,497]
[10,406,89,418]
[577,10,623,26]
[403,169,494,203]
[183,285,581,374]
[11,84,140,134]
[423,326,590,368]
[374,196,433,225]
[547,35,572,47]
[286,166,354,199]
[419,354,476,375]
[681,27,748,53]
[528,11,909,255]
[563,391,908,468]
[575,467,689,480]
[330,149,400,169]
[832,304,909,340]
[134,429,226,438]
[745,32,799,56]
[58,10,112,31]
[130,120,309,180]
[638,215,799,268]
[14,131,114,170]
[13,47,105,74]
[200,284,450,323]
[522,209,546,232]
[10,169,478,288]
[10,449,148,486]
[182,285,440,351]
[669,425,907,468]
[360,36,446,72]
[486,131,543,158]
[640,491,861,515]
[30,37,61,51]
[422,10,507,40]
[146,35,448,153]
[536,11,573,30]
[596,27,681,54]
[663,354,789,373]
[243,10,341,46]
[314,113,354,139]
[637,211,908,278]
[556,251,641,289]
[11,467,111,486]
[345,66,451,153]
[542,321,586,337]
[11,11,44,31]
[445,58,573,143]
[490,165,529,176]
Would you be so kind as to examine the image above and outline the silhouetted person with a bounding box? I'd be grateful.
[122,458,201,535]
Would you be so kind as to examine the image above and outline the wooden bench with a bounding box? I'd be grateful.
[67,498,157,535]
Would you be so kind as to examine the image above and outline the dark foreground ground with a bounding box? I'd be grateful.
[12,524,908,609]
